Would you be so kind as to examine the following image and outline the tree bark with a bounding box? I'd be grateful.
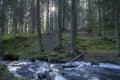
[46,0,49,35]
[31,0,35,33]
[13,16,17,49]
[37,0,42,53]
[53,0,57,31]
[88,0,92,34]
[62,0,65,30]
[98,0,102,36]
[0,0,4,53]
[56,0,63,49]
[102,0,107,38]
[114,0,120,56]
[70,0,77,54]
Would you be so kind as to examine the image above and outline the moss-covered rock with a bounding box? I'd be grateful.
[0,64,15,80]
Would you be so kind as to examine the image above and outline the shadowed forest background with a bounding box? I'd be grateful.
[0,0,120,80]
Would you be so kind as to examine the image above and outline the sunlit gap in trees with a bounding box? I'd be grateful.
[0,1,3,10]
[0,1,3,4]
[42,6,56,33]
[51,6,55,12]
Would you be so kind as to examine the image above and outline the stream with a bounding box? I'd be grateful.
[0,60,120,80]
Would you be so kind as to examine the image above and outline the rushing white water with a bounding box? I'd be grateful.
[55,74,66,80]
[0,60,120,80]
[99,63,120,69]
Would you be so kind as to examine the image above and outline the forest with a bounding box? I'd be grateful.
[0,0,120,80]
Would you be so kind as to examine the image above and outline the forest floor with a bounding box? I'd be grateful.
[0,30,120,80]
[0,30,120,65]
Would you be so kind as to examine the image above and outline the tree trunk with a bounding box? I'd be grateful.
[0,16,3,54]
[49,0,53,32]
[77,0,80,27]
[62,0,65,30]
[88,0,92,34]
[0,23,3,54]
[46,0,49,35]
[53,0,57,31]
[102,0,107,38]
[56,0,63,49]
[13,17,17,49]
[0,1,4,53]
[31,0,35,33]
[70,0,77,54]
[37,0,42,53]
[98,0,102,36]
[114,0,120,56]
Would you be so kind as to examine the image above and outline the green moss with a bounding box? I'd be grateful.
[62,33,116,53]
[57,48,68,53]
[2,34,13,40]
[62,33,70,45]
[79,24,120,34]
[0,32,117,62]
[0,64,20,80]
[75,34,116,53]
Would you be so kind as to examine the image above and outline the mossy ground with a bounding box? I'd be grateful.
[80,24,120,34]
[0,64,24,80]
[0,31,117,62]
[62,32,116,53]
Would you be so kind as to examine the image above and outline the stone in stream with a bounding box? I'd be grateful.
[16,65,35,78]
[38,73,45,79]
[38,71,54,80]
[55,74,67,80]
[101,70,120,80]
[63,74,84,80]
[44,71,54,80]
[86,74,112,80]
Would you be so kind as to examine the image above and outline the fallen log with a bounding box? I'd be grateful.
[69,52,86,63]
[64,52,87,67]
